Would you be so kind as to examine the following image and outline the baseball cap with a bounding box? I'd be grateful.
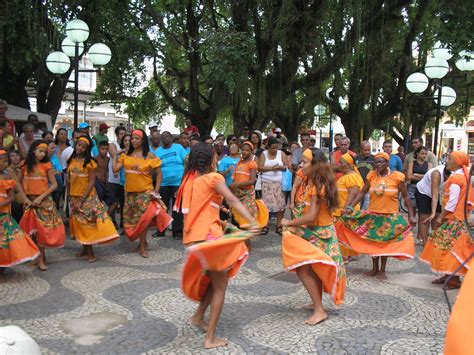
[149,121,158,128]
[275,127,282,133]
[78,122,90,129]
[99,123,110,130]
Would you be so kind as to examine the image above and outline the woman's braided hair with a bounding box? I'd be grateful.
[186,142,215,175]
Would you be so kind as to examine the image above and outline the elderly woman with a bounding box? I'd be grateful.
[336,152,416,280]
[420,152,474,289]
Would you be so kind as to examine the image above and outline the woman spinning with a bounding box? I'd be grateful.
[281,149,346,325]
[175,143,260,349]
[336,152,416,280]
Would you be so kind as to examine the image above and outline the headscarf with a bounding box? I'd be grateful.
[374,152,390,161]
[341,152,361,175]
[131,129,144,138]
[77,137,90,146]
[242,141,254,150]
[0,149,8,156]
[450,151,470,181]
[302,148,313,161]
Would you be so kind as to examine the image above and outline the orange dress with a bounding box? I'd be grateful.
[282,183,346,305]
[231,159,269,228]
[0,179,40,267]
[444,259,474,354]
[333,172,364,258]
[420,173,474,275]
[335,170,415,259]
[178,172,252,302]
[68,158,119,245]
[19,162,66,248]
[119,154,171,240]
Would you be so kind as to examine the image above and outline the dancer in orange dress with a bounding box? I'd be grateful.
[281,148,346,325]
[420,151,474,289]
[336,152,416,280]
[289,167,308,219]
[175,143,260,349]
[0,150,39,272]
[333,153,364,261]
[17,140,66,271]
[113,129,171,257]
[67,135,119,262]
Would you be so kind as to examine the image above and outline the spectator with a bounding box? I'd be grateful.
[403,137,437,173]
[215,134,226,145]
[332,133,343,152]
[148,121,159,135]
[190,134,200,147]
[95,141,118,218]
[18,123,35,159]
[202,135,214,144]
[47,141,64,210]
[249,131,264,159]
[310,137,316,148]
[382,140,403,172]
[24,114,45,140]
[214,141,226,161]
[356,140,375,210]
[258,136,289,235]
[240,126,250,142]
[291,133,311,171]
[331,136,357,180]
[79,122,98,157]
[1,121,17,151]
[397,146,405,162]
[262,131,274,147]
[149,131,161,156]
[218,142,240,186]
[274,128,288,148]
[42,131,54,144]
[60,128,83,170]
[108,126,127,227]
[179,132,190,152]
[93,123,110,144]
[226,134,238,147]
[54,128,70,164]
[0,100,16,137]
[154,131,188,239]
[184,118,199,136]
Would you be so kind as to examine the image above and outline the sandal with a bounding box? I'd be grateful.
[443,280,461,290]
[260,226,269,235]
[276,226,283,235]
[432,275,448,285]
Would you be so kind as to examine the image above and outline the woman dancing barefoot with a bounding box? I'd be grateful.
[175,143,260,349]
[281,149,346,325]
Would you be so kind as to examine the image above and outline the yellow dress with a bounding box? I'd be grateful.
[68,158,119,245]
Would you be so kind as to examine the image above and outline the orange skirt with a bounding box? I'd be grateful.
[182,228,251,302]
[282,228,346,305]
[123,191,172,241]
[0,212,40,267]
[444,259,474,355]
[420,219,474,275]
[19,196,66,248]
[334,219,415,260]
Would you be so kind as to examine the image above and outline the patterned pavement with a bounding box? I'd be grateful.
[0,226,456,354]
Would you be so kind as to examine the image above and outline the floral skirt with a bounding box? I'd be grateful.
[282,224,346,305]
[232,187,269,228]
[182,225,252,302]
[19,196,66,248]
[123,191,172,241]
[69,194,119,245]
[335,211,415,259]
[0,212,40,267]
[291,200,306,219]
[420,219,474,275]
[261,181,286,213]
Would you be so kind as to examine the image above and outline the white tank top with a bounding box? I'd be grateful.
[108,142,121,184]
[261,150,283,182]
[416,165,445,198]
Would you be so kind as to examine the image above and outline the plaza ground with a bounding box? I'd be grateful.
[0,227,457,354]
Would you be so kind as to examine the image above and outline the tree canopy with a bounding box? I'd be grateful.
[1,0,472,144]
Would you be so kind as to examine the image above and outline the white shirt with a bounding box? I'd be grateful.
[444,168,464,212]
[108,142,121,184]
[261,150,283,182]
[60,146,74,170]
[416,165,445,198]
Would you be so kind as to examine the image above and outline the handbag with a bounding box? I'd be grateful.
[281,168,293,192]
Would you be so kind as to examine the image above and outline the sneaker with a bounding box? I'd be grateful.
[153,231,166,238]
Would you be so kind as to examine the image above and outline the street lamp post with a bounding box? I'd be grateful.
[46,19,112,129]
[405,43,473,154]
[314,104,326,149]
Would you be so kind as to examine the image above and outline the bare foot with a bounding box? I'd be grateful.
[204,337,228,349]
[189,317,208,332]
[305,310,328,325]
[76,249,87,258]
[88,256,97,263]
[29,259,39,267]
[139,250,148,258]
[364,269,379,277]
[378,272,387,281]
[302,303,315,310]
[38,262,48,271]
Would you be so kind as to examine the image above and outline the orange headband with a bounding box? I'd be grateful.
[77,137,90,146]
[0,149,7,156]
[132,130,144,138]
[303,148,313,161]
[242,141,254,150]
[375,152,390,161]
[450,151,470,181]
[341,152,361,175]
[37,143,48,149]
